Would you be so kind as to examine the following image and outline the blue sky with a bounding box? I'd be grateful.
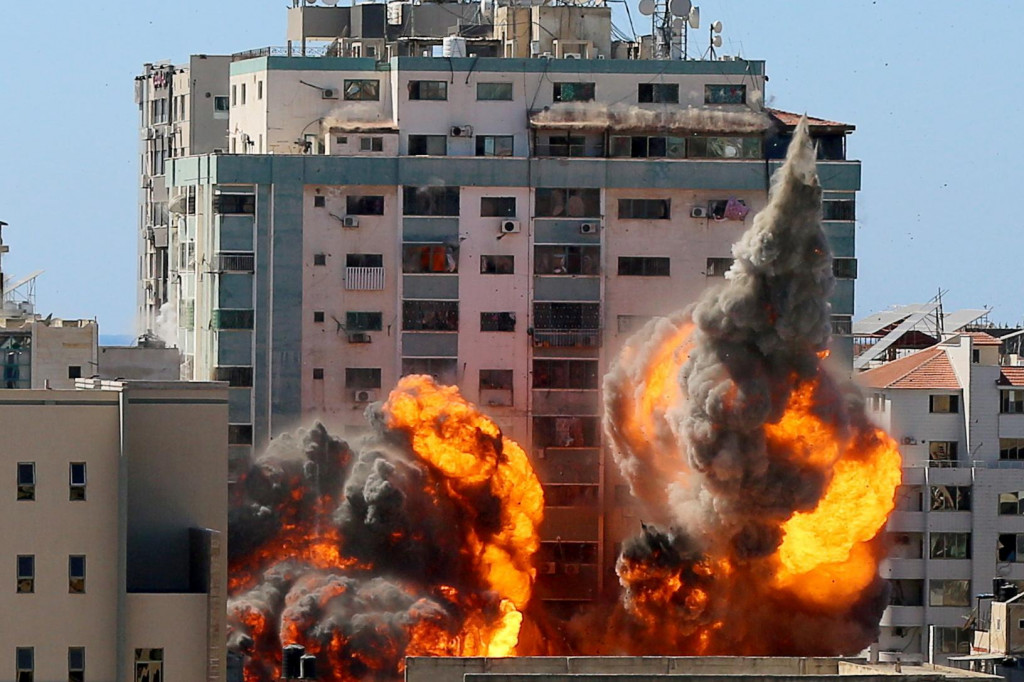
[0,1,1019,335]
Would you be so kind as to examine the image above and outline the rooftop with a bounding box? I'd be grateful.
[858,346,960,390]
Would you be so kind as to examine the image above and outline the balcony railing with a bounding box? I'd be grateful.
[533,144,605,158]
[217,253,255,272]
[532,329,601,349]
[232,45,330,60]
[345,267,386,291]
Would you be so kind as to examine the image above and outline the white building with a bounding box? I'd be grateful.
[859,333,1024,663]
[1,380,228,682]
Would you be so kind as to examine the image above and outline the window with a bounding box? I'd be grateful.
[344,79,380,100]
[240,83,246,105]
[481,312,515,332]
[478,82,513,100]
[68,365,82,380]
[706,257,734,277]
[313,311,325,323]
[1002,390,1024,414]
[476,136,514,157]
[481,255,514,274]
[618,256,670,277]
[704,84,746,104]
[831,315,853,336]
[359,136,383,152]
[533,360,598,389]
[536,188,600,217]
[534,246,600,275]
[1001,438,1024,460]
[929,580,970,607]
[929,394,960,413]
[480,370,514,406]
[408,135,447,156]
[213,194,255,214]
[1000,533,1024,562]
[231,84,236,106]
[868,393,885,412]
[346,254,383,268]
[346,195,385,215]
[888,579,924,606]
[481,197,516,217]
[70,462,86,501]
[135,649,163,682]
[688,137,760,159]
[888,532,923,559]
[930,485,970,511]
[214,366,253,388]
[16,647,32,682]
[228,424,253,445]
[832,258,858,279]
[314,195,326,208]
[214,96,229,112]
[553,82,595,102]
[403,244,458,273]
[929,441,958,467]
[894,485,923,512]
[1000,491,1024,514]
[345,368,382,389]
[257,80,263,100]
[823,200,856,221]
[935,628,970,655]
[401,358,457,385]
[403,300,458,331]
[313,253,327,266]
[930,532,970,559]
[213,309,254,330]
[403,186,460,216]
[346,312,382,332]
[638,83,679,103]
[532,415,600,448]
[533,302,600,330]
[618,199,670,220]
[313,368,324,380]
[608,135,686,159]
[17,462,35,501]
[69,555,86,593]
[69,647,85,682]
[17,555,34,593]
[409,80,447,100]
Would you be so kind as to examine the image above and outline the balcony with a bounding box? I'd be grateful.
[345,267,386,291]
[217,253,255,273]
[532,330,601,349]
[534,143,604,158]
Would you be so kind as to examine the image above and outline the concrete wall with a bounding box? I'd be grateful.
[31,319,98,389]
[98,346,180,380]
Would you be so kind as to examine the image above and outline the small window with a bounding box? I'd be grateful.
[231,84,236,106]
[481,197,516,217]
[534,245,600,276]
[135,649,164,682]
[638,83,679,103]
[359,136,383,152]
[481,255,514,274]
[213,366,254,388]
[68,365,82,380]
[345,368,382,389]
[704,83,746,104]
[478,82,513,100]
[312,368,324,380]
[212,194,255,214]
[17,555,34,593]
[481,312,516,332]
[823,199,856,221]
[313,253,327,266]
[345,312,383,332]
[70,462,86,501]
[831,315,853,336]
[402,244,458,273]
[257,80,263,100]
[68,647,85,682]
[833,258,858,279]
[17,462,35,501]
[618,199,670,220]
[1001,439,1024,461]
[929,441,959,468]
[214,96,229,112]
[313,311,325,323]
[403,300,458,331]
[535,188,600,217]
[403,186,460,216]
[240,83,246,105]
[314,195,326,208]
[409,80,447,100]
[228,424,253,445]
[533,360,598,389]
[553,82,595,102]
[408,135,447,156]
[346,253,383,268]
[346,195,385,215]
[706,257,734,277]
[69,555,86,593]
[929,394,960,413]
[1002,390,1024,414]
[16,647,33,682]
[344,79,380,101]
[618,256,670,277]
[476,136,514,157]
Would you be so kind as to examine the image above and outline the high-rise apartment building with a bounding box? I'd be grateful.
[153,2,860,604]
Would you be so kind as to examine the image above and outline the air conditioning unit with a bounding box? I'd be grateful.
[449,125,473,137]
[353,389,378,403]
[347,332,372,344]
[691,206,709,219]
[563,52,582,59]
[563,563,581,576]
[596,54,606,60]
[342,216,359,228]
[541,52,553,59]
[500,219,521,234]
[579,222,599,234]
[322,88,338,99]
[541,562,557,575]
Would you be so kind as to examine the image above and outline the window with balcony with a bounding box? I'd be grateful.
[929,532,970,559]
[409,80,447,100]
[704,84,746,104]
[688,137,760,159]
[535,188,600,217]
[17,462,35,501]
[638,83,679,103]
[609,136,686,159]
[481,312,515,332]
[533,360,598,390]
[929,485,970,511]
[213,309,254,330]
[536,134,603,158]
[929,580,970,607]
[476,136,514,157]
[481,255,514,274]
[17,555,34,593]
[347,195,385,215]
[402,300,458,331]
[618,256,670,277]
[534,245,600,275]
[928,441,958,467]
[345,254,385,290]
[478,82,513,100]
[70,462,86,501]
[346,312,382,332]
[481,197,516,217]
[929,394,960,413]
[403,244,458,273]
[344,79,380,101]
[403,186,460,216]
[1001,438,1024,460]
[553,82,595,102]
[618,198,670,219]
[1002,390,1024,414]
[533,302,600,330]
[408,135,447,156]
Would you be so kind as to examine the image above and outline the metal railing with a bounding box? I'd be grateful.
[217,253,255,272]
[345,267,386,291]
[533,144,604,158]
[232,45,332,60]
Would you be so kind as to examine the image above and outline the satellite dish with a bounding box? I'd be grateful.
[711,20,723,33]
[638,0,655,17]
[712,34,722,47]
[669,0,691,17]
[688,6,699,29]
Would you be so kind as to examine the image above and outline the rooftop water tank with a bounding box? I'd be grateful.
[442,36,468,58]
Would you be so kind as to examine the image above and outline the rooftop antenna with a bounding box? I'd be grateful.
[0,220,8,306]
[640,0,691,59]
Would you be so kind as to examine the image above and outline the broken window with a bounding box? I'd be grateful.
[403,186,460,216]
[1002,390,1024,414]
[553,82,595,102]
[214,96,229,112]
[480,255,514,274]
[832,258,858,279]
[618,256,670,277]
[928,441,958,468]
[480,369,514,406]
[408,135,447,156]
[409,80,447,100]
[618,198,670,219]
[999,491,1024,514]
[481,312,515,332]
[929,580,970,607]
[1001,438,1024,460]
[704,84,746,104]
[69,555,86,594]
[402,244,458,273]
[17,555,34,593]
[534,245,600,275]
[401,358,456,385]
[17,462,35,501]
[533,360,598,390]
[346,195,385,215]
[532,416,600,448]
[535,188,600,217]
[476,136,514,157]
[706,257,734,277]
[929,532,970,559]
[894,485,922,511]
[929,394,960,413]
[402,300,458,331]
[888,532,923,559]
[638,83,679,103]
[346,312,382,332]
[832,315,853,336]
[481,197,516,217]
[345,368,382,389]
[533,302,600,331]
[344,79,380,101]
[888,579,924,606]
[69,462,87,501]
[823,199,856,221]
[999,533,1024,562]
[930,485,971,511]
[346,254,383,268]
[688,136,760,159]
[478,82,513,100]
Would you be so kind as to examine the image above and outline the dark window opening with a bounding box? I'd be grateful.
[534,245,600,275]
[346,195,385,215]
[533,360,598,389]
[481,197,517,217]
[214,366,253,387]
[228,424,253,445]
[833,258,858,279]
[823,200,856,221]
[401,358,457,385]
[481,312,516,332]
[553,82,595,102]
[929,394,960,414]
[535,188,600,217]
[313,253,327,266]
[638,83,679,103]
[403,300,459,331]
[312,368,324,380]
[618,256,670,277]
[403,186,460,216]
[618,198,670,219]
[346,312,383,332]
[345,368,382,389]
[408,135,447,156]
[409,80,447,100]
[213,194,255,214]
[313,311,325,323]
[69,555,86,594]
[346,253,383,268]
[314,195,326,208]
[481,255,514,274]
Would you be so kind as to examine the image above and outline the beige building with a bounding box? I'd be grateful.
[1,380,228,682]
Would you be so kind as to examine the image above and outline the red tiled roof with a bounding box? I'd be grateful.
[858,346,961,390]
[961,331,1001,346]
[767,108,854,132]
[999,367,1024,387]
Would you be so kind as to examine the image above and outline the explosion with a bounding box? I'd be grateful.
[226,119,901,678]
